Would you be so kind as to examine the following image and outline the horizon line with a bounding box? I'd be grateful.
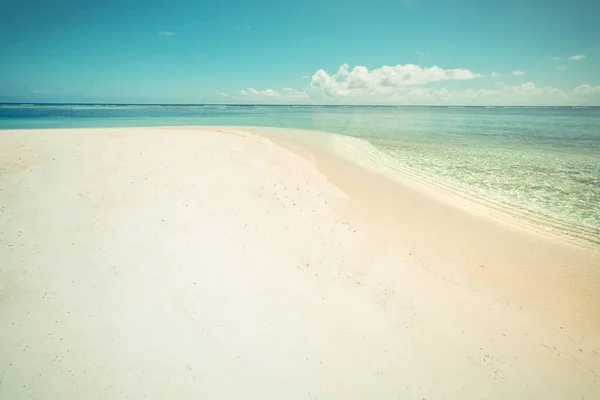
[1,102,598,108]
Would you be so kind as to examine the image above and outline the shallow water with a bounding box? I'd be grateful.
[1,104,599,246]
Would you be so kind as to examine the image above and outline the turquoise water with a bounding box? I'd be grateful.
[1,104,599,246]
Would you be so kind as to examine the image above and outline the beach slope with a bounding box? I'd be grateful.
[1,127,599,399]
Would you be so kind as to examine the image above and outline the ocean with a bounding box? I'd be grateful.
[1,103,599,247]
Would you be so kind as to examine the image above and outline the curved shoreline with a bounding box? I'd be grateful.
[242,126,600,329]
[245,126,600,250]
[2,122,598,248]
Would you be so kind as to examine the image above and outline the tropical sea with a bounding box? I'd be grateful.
[1,103,599,247]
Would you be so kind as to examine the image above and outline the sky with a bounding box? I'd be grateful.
[1,0,599,105]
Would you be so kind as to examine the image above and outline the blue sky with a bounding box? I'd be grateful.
[1,0,599,105]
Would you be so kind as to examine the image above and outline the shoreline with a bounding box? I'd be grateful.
[245,126,600,250]
[1,126,599,398]
[246,126,600,330]
[18,124,595,249]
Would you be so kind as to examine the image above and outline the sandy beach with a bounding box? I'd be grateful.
[1,126,599,399]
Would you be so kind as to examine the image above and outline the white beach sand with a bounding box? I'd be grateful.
[1,127,599,399]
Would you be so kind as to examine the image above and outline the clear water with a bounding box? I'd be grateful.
[1,104,599,246]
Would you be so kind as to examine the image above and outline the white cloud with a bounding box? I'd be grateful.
[263,89,279,97]
[217,91,230,97]
[311,63,480,98]
[570,54,586,61]
[238,87,308,100]
[226,61,600,105]
[573,84,600,94]
[313,78,597,105]
[159,31,175,36]
[551,56,562,61]
[509,82,563,97]
[282,88,310,98]
[246,88,262,96]
[225,81,599,105]
[556,66,568,71]
[448,69,479,80]
[390,82,568,106]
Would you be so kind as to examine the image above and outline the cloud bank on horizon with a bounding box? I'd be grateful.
[220,60,599,106]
